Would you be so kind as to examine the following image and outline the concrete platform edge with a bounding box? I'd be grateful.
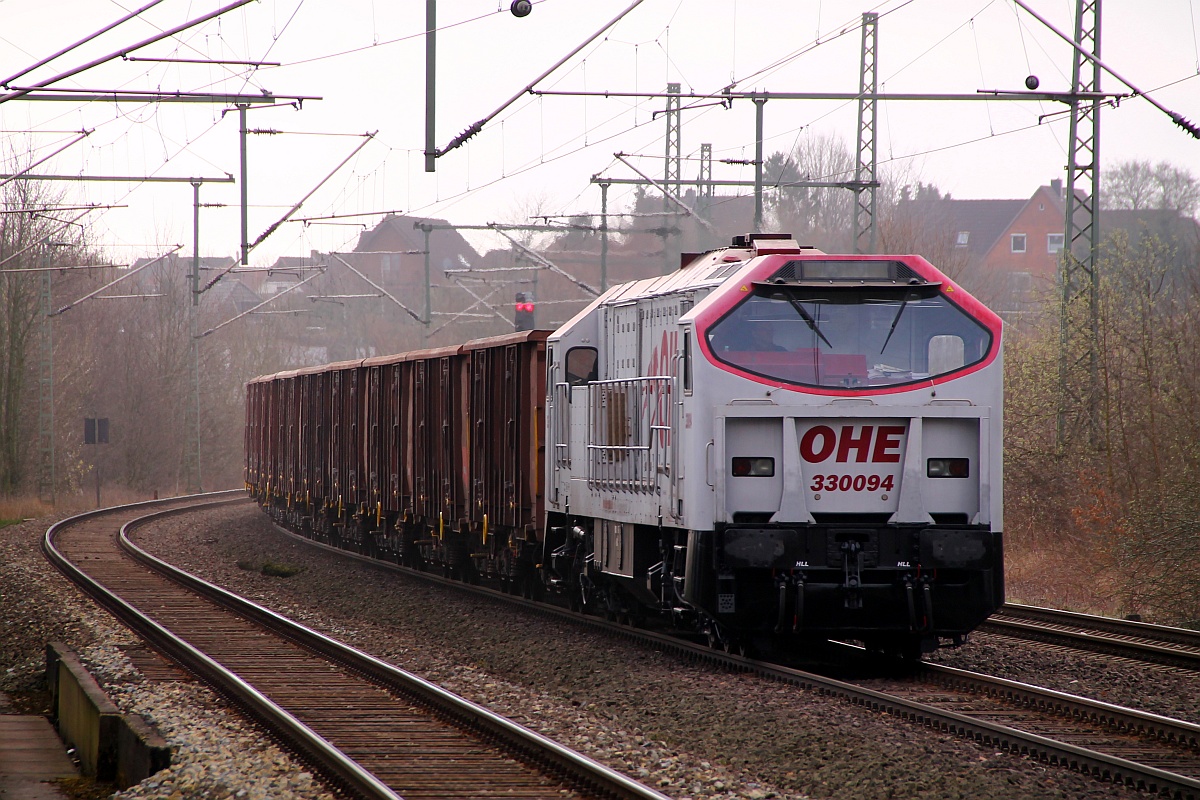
[44,642,171,788]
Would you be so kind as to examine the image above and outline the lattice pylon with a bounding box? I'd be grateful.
[1057,0,1102,451]
[854,13,879,254]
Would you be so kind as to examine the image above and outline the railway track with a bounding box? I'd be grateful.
[982,603,1200,671]
[255,506,1200,799]
[42,494,669,800]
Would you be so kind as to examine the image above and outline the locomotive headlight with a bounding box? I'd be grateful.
[927,458,970,478]
[731,457,775,477]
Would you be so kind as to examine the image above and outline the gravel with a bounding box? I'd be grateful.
[0,510,336,800]
[928,629,1200,724]
[3,500,1188,799]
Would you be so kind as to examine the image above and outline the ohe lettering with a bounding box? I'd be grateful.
[799,424,905,464]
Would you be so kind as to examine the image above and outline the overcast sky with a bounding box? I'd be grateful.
[1,0,1198,267]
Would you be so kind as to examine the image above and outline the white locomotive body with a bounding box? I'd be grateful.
[544,233,1004,655]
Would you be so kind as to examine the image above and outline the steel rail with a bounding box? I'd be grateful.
[1001,602,1200,646]
[983,604,1200,670]
[917,660,1200,749]
[263,513,1200,800]
[53,495,670,800]
[41,494,402,800]
[122,501,671,800]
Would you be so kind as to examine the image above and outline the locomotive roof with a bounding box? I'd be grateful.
[599,238,823,306]
[546,236,820,339]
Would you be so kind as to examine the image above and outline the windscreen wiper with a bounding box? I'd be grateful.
[879,294,912,353]
[782,293,833,348]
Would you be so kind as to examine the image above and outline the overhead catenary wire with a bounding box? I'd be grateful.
[49,244,184,317]
[1011,0,1200,138]
[425,279,508,337]
[248,132,377,250]
[0,0,169,87]
[196,268,326,337]
[0,263,115,274]
[0,130,93,191]
[328,252,424,322]
[0,209,97,269]
[11,1,1196,277]
[488,225,601,297]
[0,0,259,105]
[293,209,405,224]
[0,4,293,260]
[613,152,714,232]
[200,132,376,294]
[435,0,650,158]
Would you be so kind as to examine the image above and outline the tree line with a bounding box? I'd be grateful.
[1,145,1197,627]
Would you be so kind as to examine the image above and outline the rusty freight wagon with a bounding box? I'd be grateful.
[247,330,549,591]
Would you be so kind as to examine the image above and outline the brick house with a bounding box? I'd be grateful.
[968,180,1068,292]
[909,180,1069,315]
[899,179,1200,317]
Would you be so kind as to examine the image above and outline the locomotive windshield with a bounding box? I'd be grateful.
[706,282,993,389]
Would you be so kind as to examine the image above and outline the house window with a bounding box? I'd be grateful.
[1047,233,1064,254]
[381,254,398,283]
[955,231,970,248]
[1011,234,1027,254]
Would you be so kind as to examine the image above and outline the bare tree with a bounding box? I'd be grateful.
[1105,159,1200,217]
[764,132,856,252]
[0,179,85,494]
[1004,226,1200,623]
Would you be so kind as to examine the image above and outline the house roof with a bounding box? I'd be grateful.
[353,214,482,267]
[205,274,261,312]
[1099,208,1200,244]
[896,183,1075,257]
[936,198,1029,256]
[266,254,324,270]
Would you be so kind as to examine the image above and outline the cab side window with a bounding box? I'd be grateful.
[928,335,965,375]
[566,347,598,386]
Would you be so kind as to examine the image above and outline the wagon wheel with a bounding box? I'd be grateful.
[496,548,514,594]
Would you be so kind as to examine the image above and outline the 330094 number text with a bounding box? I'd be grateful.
[809,473,896,492]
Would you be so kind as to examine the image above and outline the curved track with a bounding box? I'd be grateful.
[983,604,1200,671]
[42,494,669,800]
[263,506,1200,800]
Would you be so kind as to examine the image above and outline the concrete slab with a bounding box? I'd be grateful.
[0,715,76,800]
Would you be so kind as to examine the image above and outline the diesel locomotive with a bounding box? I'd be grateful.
[246,232,1004,658]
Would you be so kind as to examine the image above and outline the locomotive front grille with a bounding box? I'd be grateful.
[717,523,990,572]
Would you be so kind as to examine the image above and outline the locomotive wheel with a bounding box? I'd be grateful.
[900,637,924,662]
[865,635,924,662]
[723,638,747,657]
